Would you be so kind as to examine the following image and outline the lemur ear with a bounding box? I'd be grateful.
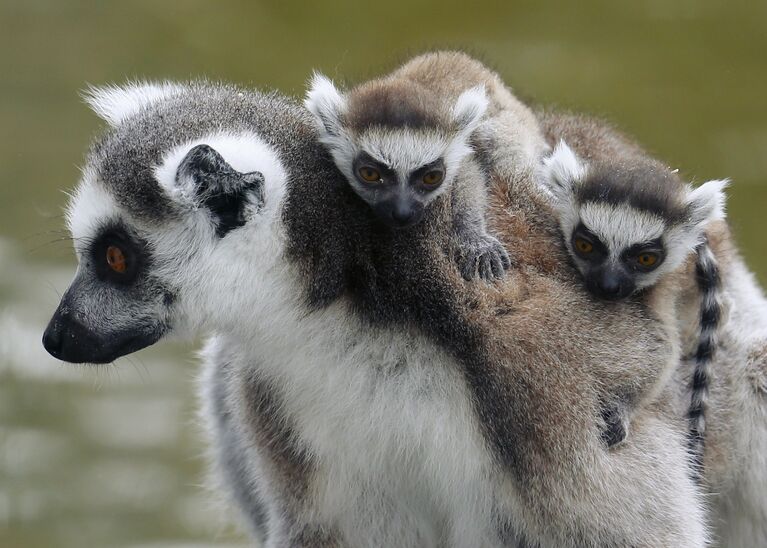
[176,144,265,238]
[540,140,587,202]
[83,81,182,126]
[685,179,729,226]
[451,85,489,135]
[304,73,347,137]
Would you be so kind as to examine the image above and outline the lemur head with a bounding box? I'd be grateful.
[42,82,294,364]
[305,73,488,228]
[542,141,727,300]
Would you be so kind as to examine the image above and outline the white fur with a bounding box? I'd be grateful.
[540,140,588,202]
[304,73,347,137]
[685,179,729,225]
[68,128,504,545]
[579,202,666,254]
[451,85,489,135]
[84,81,183,126]
[153,132,287,216]
[143,136,503,545]
[66,167,120,256]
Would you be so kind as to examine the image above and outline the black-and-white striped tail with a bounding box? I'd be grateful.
[687,236,722,483]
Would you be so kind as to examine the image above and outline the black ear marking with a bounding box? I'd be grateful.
[177,144,265,237]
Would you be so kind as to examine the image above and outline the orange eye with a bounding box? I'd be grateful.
[574,238,593,254]
[106,245,127,273]
[422,170,444,186]
[358,166,381,183]
[637,253,658,267]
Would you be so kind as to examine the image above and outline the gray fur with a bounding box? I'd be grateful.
[45,79,711,546]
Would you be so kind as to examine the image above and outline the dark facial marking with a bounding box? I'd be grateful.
[584,264,636,301]
[345,80,443,132]
[90,224,148,286]
[570,224,608,263]
[622,239,665,272]
[410,158,446,191]
[600,402,627,447]
[42,222,170,364]
[42,305,165,364]
[352,152,396,186]
[575,161,688,224]
[373,197,424,229]
[177,144,265,238]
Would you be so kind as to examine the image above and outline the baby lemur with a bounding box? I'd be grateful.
[539,112,727,468]
[305,52,546,280]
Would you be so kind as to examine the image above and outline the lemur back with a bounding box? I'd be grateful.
[539,111,727,470]
[305,52,547,281]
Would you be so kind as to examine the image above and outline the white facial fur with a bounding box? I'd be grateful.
[541,140,729,290]
[304,74,487,205]
[66,166,122,258]
[67,129,288,341]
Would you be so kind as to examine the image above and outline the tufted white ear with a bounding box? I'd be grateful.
[304,72,348,137]
[83,81,183,126]
[685,179,729,226]
[451,85,489,135]
[540,140,588,203]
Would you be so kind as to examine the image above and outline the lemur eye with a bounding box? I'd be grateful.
[574,238,594,255]
[358,166,381,183]
[106,245,127,274]
[637,252,659,268]
[422,170,444,186]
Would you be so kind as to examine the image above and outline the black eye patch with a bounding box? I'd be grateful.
[622,239,666,271]
[622,238,664,257]
[90,224,148,286]
[352,152,396,182]
[409,158,445,182]
[571,223,608,262]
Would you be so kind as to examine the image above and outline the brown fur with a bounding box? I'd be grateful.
[344,78,445,132]
[286,56,705,545]
[291,140,702,545]
[539,110,690,222]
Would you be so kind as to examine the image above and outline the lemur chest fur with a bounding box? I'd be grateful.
[215,286,502,544]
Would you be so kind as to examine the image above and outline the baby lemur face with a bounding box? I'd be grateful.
[305,74,488,228]
[542,141,727,300]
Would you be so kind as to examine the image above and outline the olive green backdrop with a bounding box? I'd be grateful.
[1,1,765,547]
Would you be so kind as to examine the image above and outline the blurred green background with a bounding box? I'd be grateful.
[1,1,765,547]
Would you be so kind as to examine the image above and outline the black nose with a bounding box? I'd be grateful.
[42,317,63,359]
[391,206,416,226]
[593,269,635,301]
[42,309,106,364]
[598,277,622,297]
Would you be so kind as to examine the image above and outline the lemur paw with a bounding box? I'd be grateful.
[460,236,512,282]
[600,403,629,448]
